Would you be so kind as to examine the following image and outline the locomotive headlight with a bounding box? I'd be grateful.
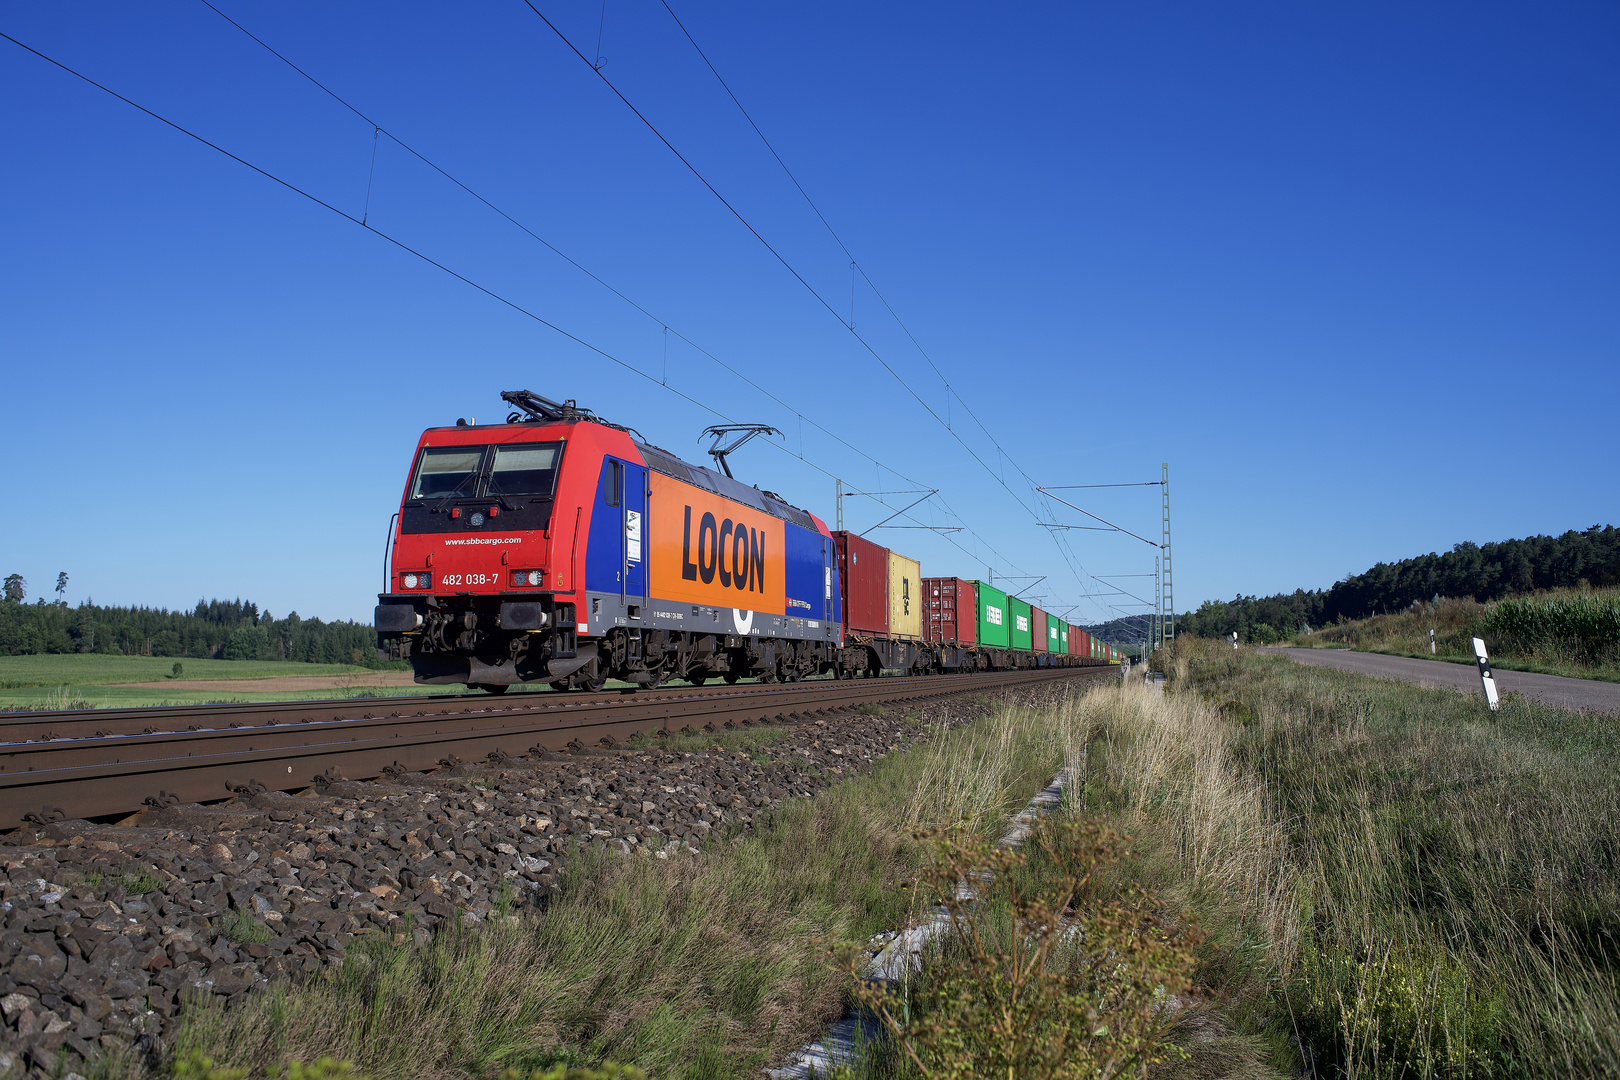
[403,573,418,589]
[510,569,545,587]
[402,573,431,589]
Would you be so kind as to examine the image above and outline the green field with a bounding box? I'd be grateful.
[0,653,401,688]
[0,653,430,710]
[0,683,458,711]
[0,654,736,710]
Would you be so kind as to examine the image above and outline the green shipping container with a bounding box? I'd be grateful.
[1009,597,1032,652]
[973,581,1010,649]
[1057,619,1068,654]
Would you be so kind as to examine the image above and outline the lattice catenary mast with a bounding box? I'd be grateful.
[1160,462,1174,645]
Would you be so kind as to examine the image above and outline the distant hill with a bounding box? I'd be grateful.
[1079,614,1154,657]
[1178,524,1620,643]
[0,595,384,665]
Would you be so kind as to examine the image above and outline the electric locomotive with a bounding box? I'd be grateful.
[374,391,843,691]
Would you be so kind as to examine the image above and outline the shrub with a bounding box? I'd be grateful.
[1291,938,1502,1077]
[499,1065,647,1080]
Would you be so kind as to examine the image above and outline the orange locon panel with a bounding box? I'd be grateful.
[647,472,786,612]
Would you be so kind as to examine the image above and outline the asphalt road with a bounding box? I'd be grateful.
[1266,647,1620,717]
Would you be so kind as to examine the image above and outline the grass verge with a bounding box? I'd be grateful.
[1062,638,1619,1078]
[157,689,1081,1079]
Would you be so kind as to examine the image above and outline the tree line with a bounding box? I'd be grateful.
[1178,524,1620,644]
[0,590,388,666]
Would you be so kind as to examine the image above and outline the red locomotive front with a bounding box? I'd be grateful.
[376,391,843,692]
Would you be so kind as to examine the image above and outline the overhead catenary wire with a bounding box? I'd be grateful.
[3,24,1055,607]
[528,0,1119,617]
[657,0,1062,511]
[189,0,1043,587]
[0,32,738,423]
[654,0,1130,621]
[9,15,1109,618]
[517,6,1064,522]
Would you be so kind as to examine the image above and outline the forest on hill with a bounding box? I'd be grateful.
[1178,524,1620,643]
[0,590,383,666]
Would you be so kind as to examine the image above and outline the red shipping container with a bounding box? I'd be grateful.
[923,576,976,646]
[1032,608,1048,653]
[1073,630,1089,658]
[834,531,889,636]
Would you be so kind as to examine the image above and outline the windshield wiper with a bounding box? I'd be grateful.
[431,469,485,512]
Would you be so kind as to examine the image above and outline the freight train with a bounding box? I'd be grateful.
[374,391,1122,692]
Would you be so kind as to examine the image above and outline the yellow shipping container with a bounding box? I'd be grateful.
[887,550,922,640]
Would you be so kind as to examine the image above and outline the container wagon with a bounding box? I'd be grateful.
[922,576,979,672]
[832,531,931,676]
[1008,597,1033,657]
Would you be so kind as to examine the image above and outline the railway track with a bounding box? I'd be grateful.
[0,667,1105,830]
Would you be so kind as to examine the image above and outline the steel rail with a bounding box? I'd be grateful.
[0,663,1120,743]
[0,668,1106,829]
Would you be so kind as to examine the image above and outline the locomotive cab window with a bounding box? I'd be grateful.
[399,440,563,535]
[409,448,484,500]
[605,460,622,507]
[489,442,563,498]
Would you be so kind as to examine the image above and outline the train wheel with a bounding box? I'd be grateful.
[723,672,741,685]
[578,668,607,693]
[548,680,571,692]
[687,673,708,686]
[470,683,508,695]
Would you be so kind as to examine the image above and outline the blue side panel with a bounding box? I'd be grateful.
[623,462,646,598]
[783,523,825,618]
[585,460,620,594]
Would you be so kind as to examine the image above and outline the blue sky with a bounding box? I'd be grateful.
[3,1,1616,626]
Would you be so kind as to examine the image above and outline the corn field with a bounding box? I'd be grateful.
[1478,591,1620,663]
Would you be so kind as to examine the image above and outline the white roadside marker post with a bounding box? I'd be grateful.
[1231,631,1238,651]
[1472,637,1500,711]
[1430,628,1436,655]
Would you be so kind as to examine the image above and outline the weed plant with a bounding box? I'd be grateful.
[840,819,1203,1079]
